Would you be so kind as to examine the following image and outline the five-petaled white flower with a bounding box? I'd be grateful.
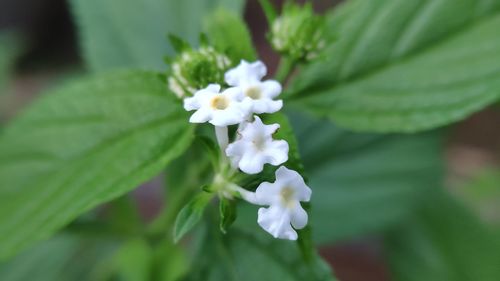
[226,116,289,174]
[183,84,251,127]
[255,166,311,240]
[225,60,283,115]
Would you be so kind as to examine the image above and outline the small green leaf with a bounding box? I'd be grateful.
[204,8,257,62]
[384,191,500,281]
[289,0,500,133]
[0,70,194,259]
[174,192,214,243]
[219,198,237,234]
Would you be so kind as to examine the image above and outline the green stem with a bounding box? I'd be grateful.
[258,0,278,24]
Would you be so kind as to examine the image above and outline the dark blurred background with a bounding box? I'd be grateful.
[1,0,499,280]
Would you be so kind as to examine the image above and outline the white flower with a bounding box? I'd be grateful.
[183,84,251,127]
[225,116,288,174]
[255,166,311,240]
[224,60,283,115]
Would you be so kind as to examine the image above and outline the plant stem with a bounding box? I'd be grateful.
[258,0,277,24]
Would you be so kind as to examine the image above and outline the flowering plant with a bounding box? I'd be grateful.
[0,0,500,280]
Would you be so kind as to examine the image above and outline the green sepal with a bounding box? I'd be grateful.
[167,34,191,53]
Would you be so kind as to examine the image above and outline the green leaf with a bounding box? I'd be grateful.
[0,235,117,281]
[70,0,245,72]
[289,0,500,133]
[384,191,500,281]
[186,228,337,281]
[173,192,214,243]
[204,8,257,62]
[0,70,194,259]
[291,111,444,243]
[219,198,237,234]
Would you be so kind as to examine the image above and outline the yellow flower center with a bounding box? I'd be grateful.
[280,187,296,207]
[210,96,229,110]
[245,86,262,99]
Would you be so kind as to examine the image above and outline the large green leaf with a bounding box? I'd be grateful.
[290,0,500,133]
[290,111,444,243]
[186,228,336,281]
[0,70,194,259]
[384,191,500,281]
[70,0,245,72]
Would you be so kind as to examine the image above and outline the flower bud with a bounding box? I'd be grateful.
[168,46,232,98]
[270,3,328,62]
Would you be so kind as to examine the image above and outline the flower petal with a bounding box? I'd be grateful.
[248,98,283,114]
[189,108,212,123]
[275,166,311,202]
[258,206,297,240]
[267,140,289,166]
[260,80,282,99]
[209,107,245,126]
[290,205,308,230]
[238,148,266,174]
[225,60,267,86]
[255,181,282,205]
[183,96,200,111]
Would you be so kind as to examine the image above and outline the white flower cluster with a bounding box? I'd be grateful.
[182,60,311,240]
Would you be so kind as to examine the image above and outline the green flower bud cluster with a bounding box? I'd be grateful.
[168,46,232,98]
[270,3,328,62]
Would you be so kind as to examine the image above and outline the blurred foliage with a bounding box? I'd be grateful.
[289,0,500,133]
[457,168,500,226]
[0,235,117,281]
[70,0,245,72]
[384,191,500,281]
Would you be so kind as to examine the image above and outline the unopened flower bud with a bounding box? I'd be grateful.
[270,3,328,62]
[168,46,232,98]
